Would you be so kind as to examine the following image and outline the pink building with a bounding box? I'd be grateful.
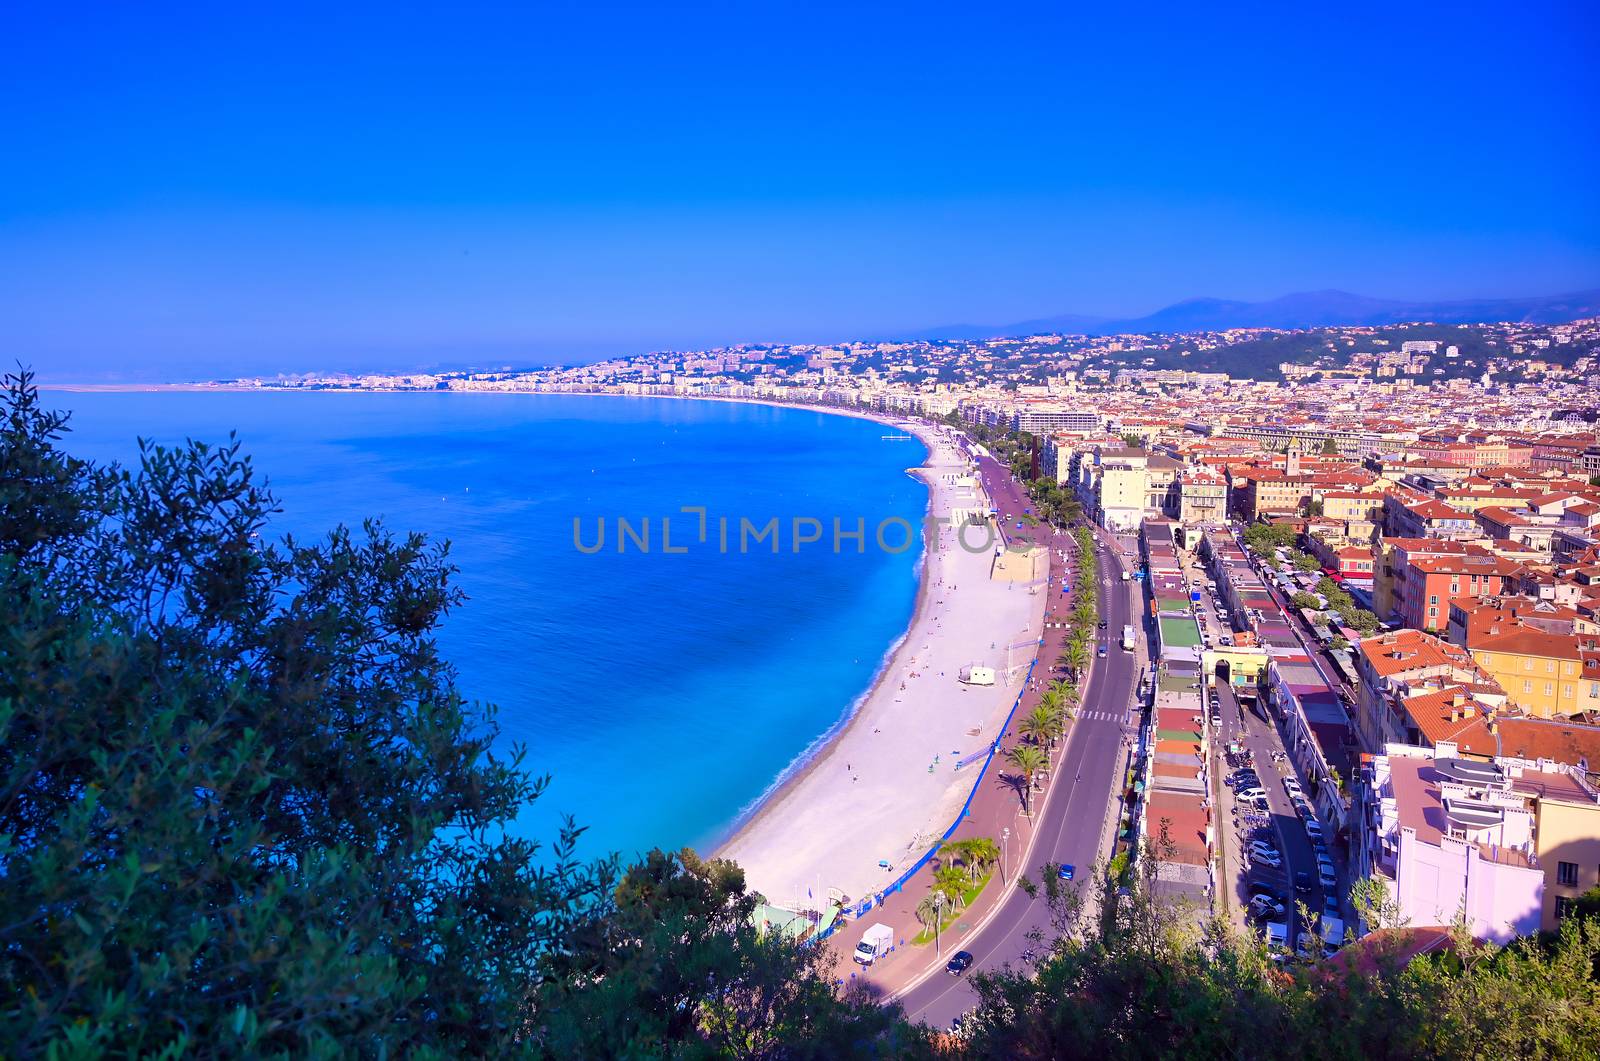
[1356,747,1544,943]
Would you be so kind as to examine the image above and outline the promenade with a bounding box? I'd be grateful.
[822,452,1139,1016]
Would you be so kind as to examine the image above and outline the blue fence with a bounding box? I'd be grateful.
[817,643,1043,939]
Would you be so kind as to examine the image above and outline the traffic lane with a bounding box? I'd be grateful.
[906,643,1137,1027]
[901,545,1127,1020]
[904,543,1135,1027]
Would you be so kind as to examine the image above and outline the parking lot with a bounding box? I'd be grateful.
[1180,553,1347,962]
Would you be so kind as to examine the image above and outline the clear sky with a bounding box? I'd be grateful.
[5,2,1598,380]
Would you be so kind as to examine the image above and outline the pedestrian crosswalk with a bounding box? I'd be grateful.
[1079,709,1132,723]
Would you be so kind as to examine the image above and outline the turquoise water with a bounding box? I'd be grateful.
[45,390,927,867]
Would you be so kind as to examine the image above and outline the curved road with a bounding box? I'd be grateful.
[897,520,1143,1029]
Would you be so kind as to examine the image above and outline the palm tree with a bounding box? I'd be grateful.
[934,865,969,910]
[937,837,974,873]
[916,892,947,954]
[1007,744,1048,816]
[1038,702,1067,747]
[1059,640,1089,680]
[1019,707,1052,748]
[962,836,1001,882]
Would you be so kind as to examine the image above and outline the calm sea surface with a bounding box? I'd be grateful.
[45,390,926,867]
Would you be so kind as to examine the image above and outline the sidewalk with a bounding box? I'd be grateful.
[827,523,1107,997]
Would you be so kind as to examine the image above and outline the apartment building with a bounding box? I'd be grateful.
[1468,627,1600,718]
[1176,466,1228,526]
[1354,629,1495,752]
[1354,746,1572,943]
[1384,495,1480,540]
[1393,551,1520,633]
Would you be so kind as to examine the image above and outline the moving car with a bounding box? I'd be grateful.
[1058,863,1076,881]
[946,950,974,974]
[1294,872,1312,895]
[1097,644,1108,658]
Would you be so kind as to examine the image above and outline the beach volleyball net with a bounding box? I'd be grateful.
[1003,635,1034,685]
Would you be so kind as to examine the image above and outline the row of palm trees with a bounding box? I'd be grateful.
[915,836,1002,952]
[1056,527,1101,682]
[1005,676,1076,815]
[1004,526,1103,818]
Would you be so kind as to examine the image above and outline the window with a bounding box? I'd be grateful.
[1557,861,1579,887]
[1523,680,1532,693]
[1555,896,1577,921]
[1429,594,1439,605]
[1545,682,1554,697]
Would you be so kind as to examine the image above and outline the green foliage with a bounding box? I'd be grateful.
[1292,550,1321,572]
[1242,522,1298,556]
[1,372,615,1056]
[0,372,899,1058]
[952,858,1600,1060]
[537,848,900,1057]
[1290,591,1321,611]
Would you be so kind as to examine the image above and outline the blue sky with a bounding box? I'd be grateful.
[5,2,1598,380]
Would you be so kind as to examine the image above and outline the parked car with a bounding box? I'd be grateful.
[946,951,974,974]
[1283,778,1303,795]
[1318,865,1338,890]
[1251,851,1283,869]
[1305,819,1325,841]
[1247,895,1286,921]
[1249,883,1286,904]
[1237,787,1268,802]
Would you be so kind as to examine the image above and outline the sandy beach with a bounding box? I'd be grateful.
[717,416,1045,908]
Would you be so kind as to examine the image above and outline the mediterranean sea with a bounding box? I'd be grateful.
[47,390,928,869]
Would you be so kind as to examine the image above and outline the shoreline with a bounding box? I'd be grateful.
[707,417,943,856]
[51,383,1024,900]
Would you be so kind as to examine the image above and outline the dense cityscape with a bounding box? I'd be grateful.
[221,311,1600,982]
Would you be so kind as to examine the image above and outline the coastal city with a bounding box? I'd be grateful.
[213,312,1600,1026]
[12,1,1600,1052]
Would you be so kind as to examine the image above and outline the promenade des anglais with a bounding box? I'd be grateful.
[8,3,1600,1057]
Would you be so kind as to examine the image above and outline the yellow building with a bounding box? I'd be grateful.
[1513,769,1600,931]
[1469,628,1600,718]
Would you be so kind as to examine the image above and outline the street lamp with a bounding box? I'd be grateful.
[1001,827,1011,884]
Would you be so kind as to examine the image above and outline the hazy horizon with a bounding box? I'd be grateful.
[7,3,1598,382]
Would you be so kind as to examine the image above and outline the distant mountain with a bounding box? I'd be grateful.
[911,287,1600,340]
